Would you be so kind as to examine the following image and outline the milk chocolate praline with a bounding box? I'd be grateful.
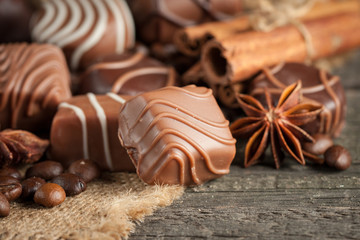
[78,45,178,95]
[118,85,236,186]
[30,0,135,70]
[0,43,71,132]
[50,94,134,172]
[249,62,346,137]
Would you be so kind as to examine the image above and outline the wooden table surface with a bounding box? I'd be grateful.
[129,52,360,240]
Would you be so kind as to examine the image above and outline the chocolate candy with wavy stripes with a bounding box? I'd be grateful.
[50,93,134,172]
[0,43,71,132]
[78,45,177,95]
[249,62,346,137]
[128,0,243,44]
[118,85,236,186]
[30,0,135,70]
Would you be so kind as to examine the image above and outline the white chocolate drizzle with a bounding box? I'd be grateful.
[59,102,89,160]
[31,0,135,69]
[87,93,113,170]
[106,93,126,104]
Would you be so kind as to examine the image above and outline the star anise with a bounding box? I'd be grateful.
[230,81,323,168]
[0,129,49,168]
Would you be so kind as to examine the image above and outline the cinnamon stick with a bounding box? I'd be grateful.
[175,0,360,57]
[201,12,360,85]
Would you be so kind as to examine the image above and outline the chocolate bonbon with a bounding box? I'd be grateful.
[0,43,71,132]
[31,0,135,70]
[78,45,177,95]
[118,85,236,186]
[249,62,346,137]
[50,93,134,172]
[128,0,243,44]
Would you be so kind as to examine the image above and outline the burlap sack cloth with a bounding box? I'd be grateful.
[0,172,184,239]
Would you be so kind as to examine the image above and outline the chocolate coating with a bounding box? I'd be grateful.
[0,0,32,43]
[128,0,243,44]
[78,45,177,95]
[249,62,346,137]
[30,0,135,70]
[50,94,134,172]
[118,85,236,186]
[0,43,72,133]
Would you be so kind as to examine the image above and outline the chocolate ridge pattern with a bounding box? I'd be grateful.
[119,85,236,185]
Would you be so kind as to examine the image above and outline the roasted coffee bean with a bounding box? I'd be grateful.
[0,192,10,217]
[0,176,22,201]
[68,159,100,183]
[51,173,86,196]
[303,134,334,156]
[21,177,46,199]
[34,183,66,207]
[324,145,352,170]
[26,161,64,180]
[0,167,22,180]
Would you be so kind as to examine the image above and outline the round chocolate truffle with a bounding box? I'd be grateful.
[78,45,177,95]
[249,62,346,137]
[128,0,243,44]
[30,0,135,70]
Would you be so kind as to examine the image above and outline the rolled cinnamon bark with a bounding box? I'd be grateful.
[176,0,360,57]
[201,12,360,85]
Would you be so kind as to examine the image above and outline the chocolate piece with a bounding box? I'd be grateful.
[324,145,352,170]
[118,85,236,186]
[50,94,134,172]
[34,183,66,207]
[128,0,243,44]
[0,0,32,43]
[249,62,346,137]
[0,43,71,132]
[78,45,177,95]
[30,0,135,70]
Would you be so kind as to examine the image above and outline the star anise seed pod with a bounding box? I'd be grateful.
[230,81,323,169]
[0,129,49,167]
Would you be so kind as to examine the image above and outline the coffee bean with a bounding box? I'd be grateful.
[0,192,10,217]
[26,161,64,180]
[34,183,66,207]
[303,134,333,156]
[324,145,352,170]
[0,167,22,180]
[0,176,22,201]
[68,159,100,183]
[51,173,86,196]
[21,177,46,199]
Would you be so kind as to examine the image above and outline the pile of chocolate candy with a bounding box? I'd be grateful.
[0,0,352,217]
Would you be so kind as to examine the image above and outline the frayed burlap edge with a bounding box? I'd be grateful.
[0,172,184,240]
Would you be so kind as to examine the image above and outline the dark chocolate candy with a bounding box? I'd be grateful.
[30,0,135,70]
[78,45,177,95]
[0,43,71,132]
[118,85,236,186]
[128,0,243,44]
[0,0,32,43]
[50,93,134,172]
[249,62,346,137]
